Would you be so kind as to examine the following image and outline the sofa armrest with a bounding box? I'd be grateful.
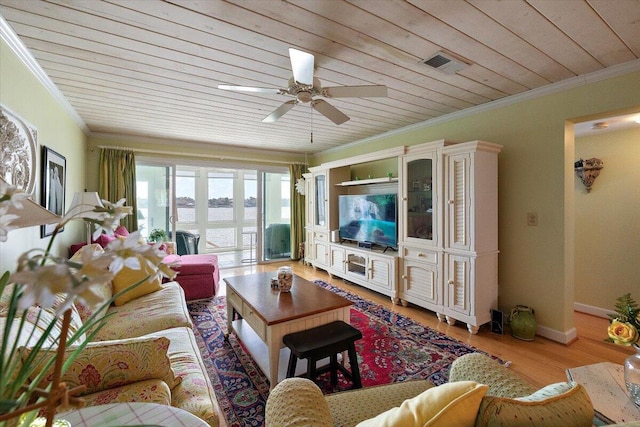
[265,378,333,427]
[449,353,537,398]
[450,354,594,427]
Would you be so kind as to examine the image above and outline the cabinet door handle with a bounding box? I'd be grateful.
[448,200,454,205]
[402,274,407,279]
[418,252,425,257]
[448,280,454,285]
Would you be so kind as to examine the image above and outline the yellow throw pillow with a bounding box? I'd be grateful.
[112,257,161,306]
[20,335,181,395]
[356,381,488,427]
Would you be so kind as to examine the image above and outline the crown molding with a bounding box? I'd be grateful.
[324,58,640,155]
[0,14,89,134]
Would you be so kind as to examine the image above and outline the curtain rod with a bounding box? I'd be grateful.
[95,145,307,165]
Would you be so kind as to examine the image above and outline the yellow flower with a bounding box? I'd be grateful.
[607,319,639,346]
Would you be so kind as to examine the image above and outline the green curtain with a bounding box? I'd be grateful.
[289,163,307,260]
[98,148,138,232]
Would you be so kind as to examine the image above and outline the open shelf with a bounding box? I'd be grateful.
[336,177,399,186]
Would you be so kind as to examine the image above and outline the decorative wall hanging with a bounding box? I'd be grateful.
[295,177,306,195]
[574,158,604,193]
[41,146,66,237]
[0,104,37,194]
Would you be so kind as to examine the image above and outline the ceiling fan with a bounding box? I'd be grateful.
[218,48,387,125]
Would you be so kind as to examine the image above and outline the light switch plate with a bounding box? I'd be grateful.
[527,212,538,226]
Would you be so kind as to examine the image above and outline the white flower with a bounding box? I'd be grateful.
[0,180,29,210]
[0,182,30,241]
[10,262,74,311]
[69,245,115,307]
[0,208,19,242]
[104,231,176,280]
[90,199,131,239]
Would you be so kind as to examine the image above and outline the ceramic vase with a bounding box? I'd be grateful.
[509,305,537,341]
[277,266,293,292]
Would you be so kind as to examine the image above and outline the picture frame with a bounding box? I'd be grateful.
[41,146,66,237]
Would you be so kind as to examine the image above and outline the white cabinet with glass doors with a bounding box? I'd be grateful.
[398,140,501,334]
[398,140,447,312]
[307,166,349,270]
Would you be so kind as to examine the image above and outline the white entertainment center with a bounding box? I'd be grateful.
[304,139,502,334]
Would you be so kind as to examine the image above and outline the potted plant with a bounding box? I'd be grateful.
[148,228,168,243]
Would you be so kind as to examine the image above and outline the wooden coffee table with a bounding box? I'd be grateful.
[224,272,352,389]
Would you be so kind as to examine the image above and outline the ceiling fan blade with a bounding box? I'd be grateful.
[323,85,388,98]
[289,48,314,85]
[262,100,297,123]
[312,99,350,125]
[218,85,282,94]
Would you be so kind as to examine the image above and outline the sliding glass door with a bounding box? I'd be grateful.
[136,164,174,240]
[136,159,289,266]
[262,172,290,261]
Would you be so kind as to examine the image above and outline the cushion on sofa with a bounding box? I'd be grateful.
[114,225,130,237]
[21,335,180,395]
[92,282,192,341]
[146,326,220,426]
[475,382,594,427]
[68,378,172,408]
[112,255,163,306]
[356,381,488,427]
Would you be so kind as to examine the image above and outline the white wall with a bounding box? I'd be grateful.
[574,126,640,316]
[0,38,88,272]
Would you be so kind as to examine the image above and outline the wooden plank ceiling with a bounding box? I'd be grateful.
[1,0,639,154]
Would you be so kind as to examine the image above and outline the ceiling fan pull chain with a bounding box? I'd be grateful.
[310,105,314,144]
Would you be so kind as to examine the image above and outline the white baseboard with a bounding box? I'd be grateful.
[522,303,610,344]
[535,325,578,344]
[573,302,610,319]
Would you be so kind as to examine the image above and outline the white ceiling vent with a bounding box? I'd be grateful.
[421,51,469,75]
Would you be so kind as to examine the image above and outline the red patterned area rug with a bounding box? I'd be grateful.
[188,280,497,427]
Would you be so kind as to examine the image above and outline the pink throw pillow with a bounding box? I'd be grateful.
[93,234,116,247]
[114,225,130,237]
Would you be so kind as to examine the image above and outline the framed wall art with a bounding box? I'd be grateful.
[41,146,66,237]
[0,104,38,194]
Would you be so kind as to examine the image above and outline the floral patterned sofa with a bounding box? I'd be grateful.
[1,255,219,426]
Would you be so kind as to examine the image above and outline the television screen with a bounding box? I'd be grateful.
[338,193,397,249]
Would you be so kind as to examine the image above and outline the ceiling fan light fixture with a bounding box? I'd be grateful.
[297,91,313,103]
[592,121,609,130]
[223,48,387,125]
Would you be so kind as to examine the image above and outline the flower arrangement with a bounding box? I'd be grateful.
[606,293,640,347]
[0,180,175,426]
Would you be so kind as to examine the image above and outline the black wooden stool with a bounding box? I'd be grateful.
[282,320,362,389]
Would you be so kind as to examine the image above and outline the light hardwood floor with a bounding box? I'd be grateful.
[218,260,634,390]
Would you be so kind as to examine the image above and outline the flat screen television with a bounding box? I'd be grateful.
[338,193,397,249]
